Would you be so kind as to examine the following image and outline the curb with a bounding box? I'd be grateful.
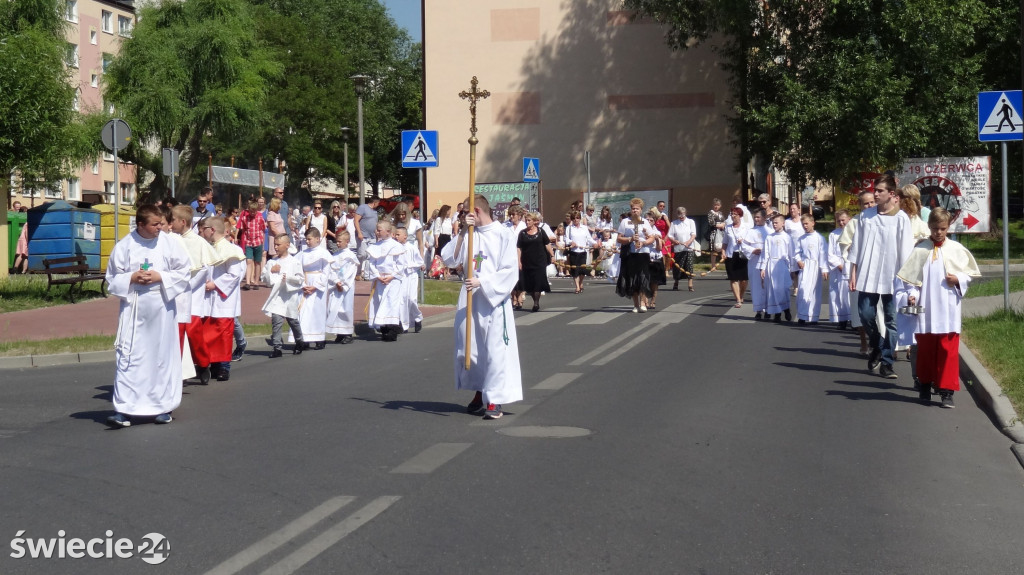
[960,341,1024,444]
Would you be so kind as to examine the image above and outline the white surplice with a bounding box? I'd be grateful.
[897,239,981,335]
[326,249,359,334]
[366,238,407,329]
[848,207,914,295]
[441,222,522,405]
[106,231,191,416]
[826,227,851,323]
[758,231,796,314]
[261,253,304,319]
[795,232,827,321]
[291,245,332,343]
[209,238,245,319]
[742,225,770,312]
[400,240,424,328]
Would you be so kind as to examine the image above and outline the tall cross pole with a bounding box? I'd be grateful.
[459,76,490,370]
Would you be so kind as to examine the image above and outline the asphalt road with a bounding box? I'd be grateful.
[1,275,1022,574]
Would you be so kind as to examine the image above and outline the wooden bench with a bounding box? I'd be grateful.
[40,255,107,303]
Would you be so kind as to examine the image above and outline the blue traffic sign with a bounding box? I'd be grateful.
[978,91,1024,142]
[523,157,540,182]
[402,130,439,168]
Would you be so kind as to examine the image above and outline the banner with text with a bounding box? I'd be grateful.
[897,157,991,233]
[475,181,540,221]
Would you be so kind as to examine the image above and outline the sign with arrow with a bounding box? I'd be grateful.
[897,156,991,233]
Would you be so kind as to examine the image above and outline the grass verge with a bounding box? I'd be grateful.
[962,309,1024,416]
[0,324,272,358]
[959,219,1024,260]
[423,280,462,306]
[0,274,105,313]
[965,275,1024,298]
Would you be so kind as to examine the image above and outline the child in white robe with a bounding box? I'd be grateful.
[365,221,407,341]
[741,209,770,319]
[106,206,191,428]
[795,214,828,323]
[205,217,246,382]
[292,227,331,349]
[441,195,522,420]
[600,229,619,281]
[395,227,424,333]
[827,210,852,328]
[262,233,305,356]
[758,213,796,322]
[326,230,359,344]
[896,208,981,408]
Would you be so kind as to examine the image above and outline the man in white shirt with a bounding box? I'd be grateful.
[848,175,914,379]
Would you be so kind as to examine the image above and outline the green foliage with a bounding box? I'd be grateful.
[625,0,1018,185]
[963,309,1024,415]
[0,0,81,184]
[102,0,282,199]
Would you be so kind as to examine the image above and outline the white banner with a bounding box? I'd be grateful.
[584,190,670,221]
[209,167,286,189]
[897,157,991,233]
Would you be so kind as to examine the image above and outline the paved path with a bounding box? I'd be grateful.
[0,280,452,343]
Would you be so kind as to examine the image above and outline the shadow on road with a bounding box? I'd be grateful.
[824,389,925,404]
[349,397,462,416]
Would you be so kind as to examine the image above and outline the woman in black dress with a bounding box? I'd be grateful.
[517,212,554,312]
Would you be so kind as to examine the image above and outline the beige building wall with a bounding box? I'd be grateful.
[424,0,739,221]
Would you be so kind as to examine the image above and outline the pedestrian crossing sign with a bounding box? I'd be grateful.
[401,130,439,168]
[978,91,1024,142]
[523,157,540,182]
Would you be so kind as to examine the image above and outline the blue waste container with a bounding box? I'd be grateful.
[26,200,102,271]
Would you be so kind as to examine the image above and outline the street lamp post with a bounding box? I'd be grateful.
[340,126,351,203]
[351,74,369,205]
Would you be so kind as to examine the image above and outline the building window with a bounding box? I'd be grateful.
[66,1,78,23]
[118,15,133,37]
[91,160,100,174]
[91,73,98,88]
[72,92,79,112]
[102,53,113,73]
[66,43,79,68]
[90,29,97,45]
[103,151,114,162]
[104,181,115,199]
[45,184,64,200]
[121,183,135,203]
[102,11,113,33]
[67,178,80,201]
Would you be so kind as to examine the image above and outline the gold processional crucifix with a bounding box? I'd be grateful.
[459,76,490,370]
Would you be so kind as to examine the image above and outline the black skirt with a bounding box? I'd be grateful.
[648,257,666,286]
[568,251,588,277]
[616,253,653,298]
[725,252,749,281]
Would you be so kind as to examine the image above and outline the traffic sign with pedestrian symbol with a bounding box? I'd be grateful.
[523,157,540,182]
[978,91,1024,142]
[402,130,439,168]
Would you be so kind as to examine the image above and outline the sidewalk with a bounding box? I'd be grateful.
[0,279,452,343]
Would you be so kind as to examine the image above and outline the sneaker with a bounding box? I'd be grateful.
[270,349,283,358]
[879,363,898,379]
[483,404,503,419]
[639,305,647,313]
[217,370,230,382]
[335,334,345,343]
[940,393,955,408]
[198,366,211,385]
[467,400,486,415]
[919,385,931,403]
[154,413,173,424]
[231,342,247,362]
[414,321,422,333]
[784,309,792,322]
[340,334,354,344]
[106,413,131,428]
[293,343,304,355]
[754,312,763,320]
[313,342,326,350]
[867,349,882,372]
[631,306,639,313]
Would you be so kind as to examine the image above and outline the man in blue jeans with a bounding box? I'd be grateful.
[848,175,914,379]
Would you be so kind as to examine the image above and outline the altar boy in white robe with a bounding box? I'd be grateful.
[292,227,332,350]
[326,230,359,344]
[365,221,407,341]
[827,210,852,329]
[897,208,981,408]
[758,213,797,322]
[741,209,770,319]
[204,217,246,382]
[261,233,305,356]
[395,227,424,333]
[169,206,218,360]
[795,214,828,323]
[106,205,191,428]
[441,195,522,420]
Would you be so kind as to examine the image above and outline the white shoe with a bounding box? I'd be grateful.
[639,305,647,313]
[631,306,639,313]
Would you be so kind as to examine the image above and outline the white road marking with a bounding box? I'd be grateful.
[203,496,355,575]
[390,443,472,474]
[259,496,402,575]
[568,322,650,366]
[532,372,583,390]
[513,307,575,326]
[568,308,633,324]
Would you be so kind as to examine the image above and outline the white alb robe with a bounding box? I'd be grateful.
[758,231,796,314]
[795,232,827,321]
[366,238,407,329]
[106,231,191,415]
[326,249,359,334]
[441,222,523,405]
[742,226,770,312]
[897,240,981,335]
[826,228,851,323]
[209,239,245,319]
[261,253,304,319]
[400,240,424,328]
[292,245,331,342]
[848,207,914,295]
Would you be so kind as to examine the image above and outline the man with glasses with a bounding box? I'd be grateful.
[191,189,214,232]
[848,175,914,379]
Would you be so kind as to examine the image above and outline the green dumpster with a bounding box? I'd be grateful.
[7,211,27,267]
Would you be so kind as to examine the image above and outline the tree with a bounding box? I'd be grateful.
[102,0,282,200]
[624,0,1015,188]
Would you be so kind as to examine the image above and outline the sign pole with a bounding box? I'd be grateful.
[1002,142,1010,311]
[419,167,425,303]
[113,123,120,243]
[459,77,490,371]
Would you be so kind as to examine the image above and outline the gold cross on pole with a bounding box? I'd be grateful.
[459,76,490,143]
